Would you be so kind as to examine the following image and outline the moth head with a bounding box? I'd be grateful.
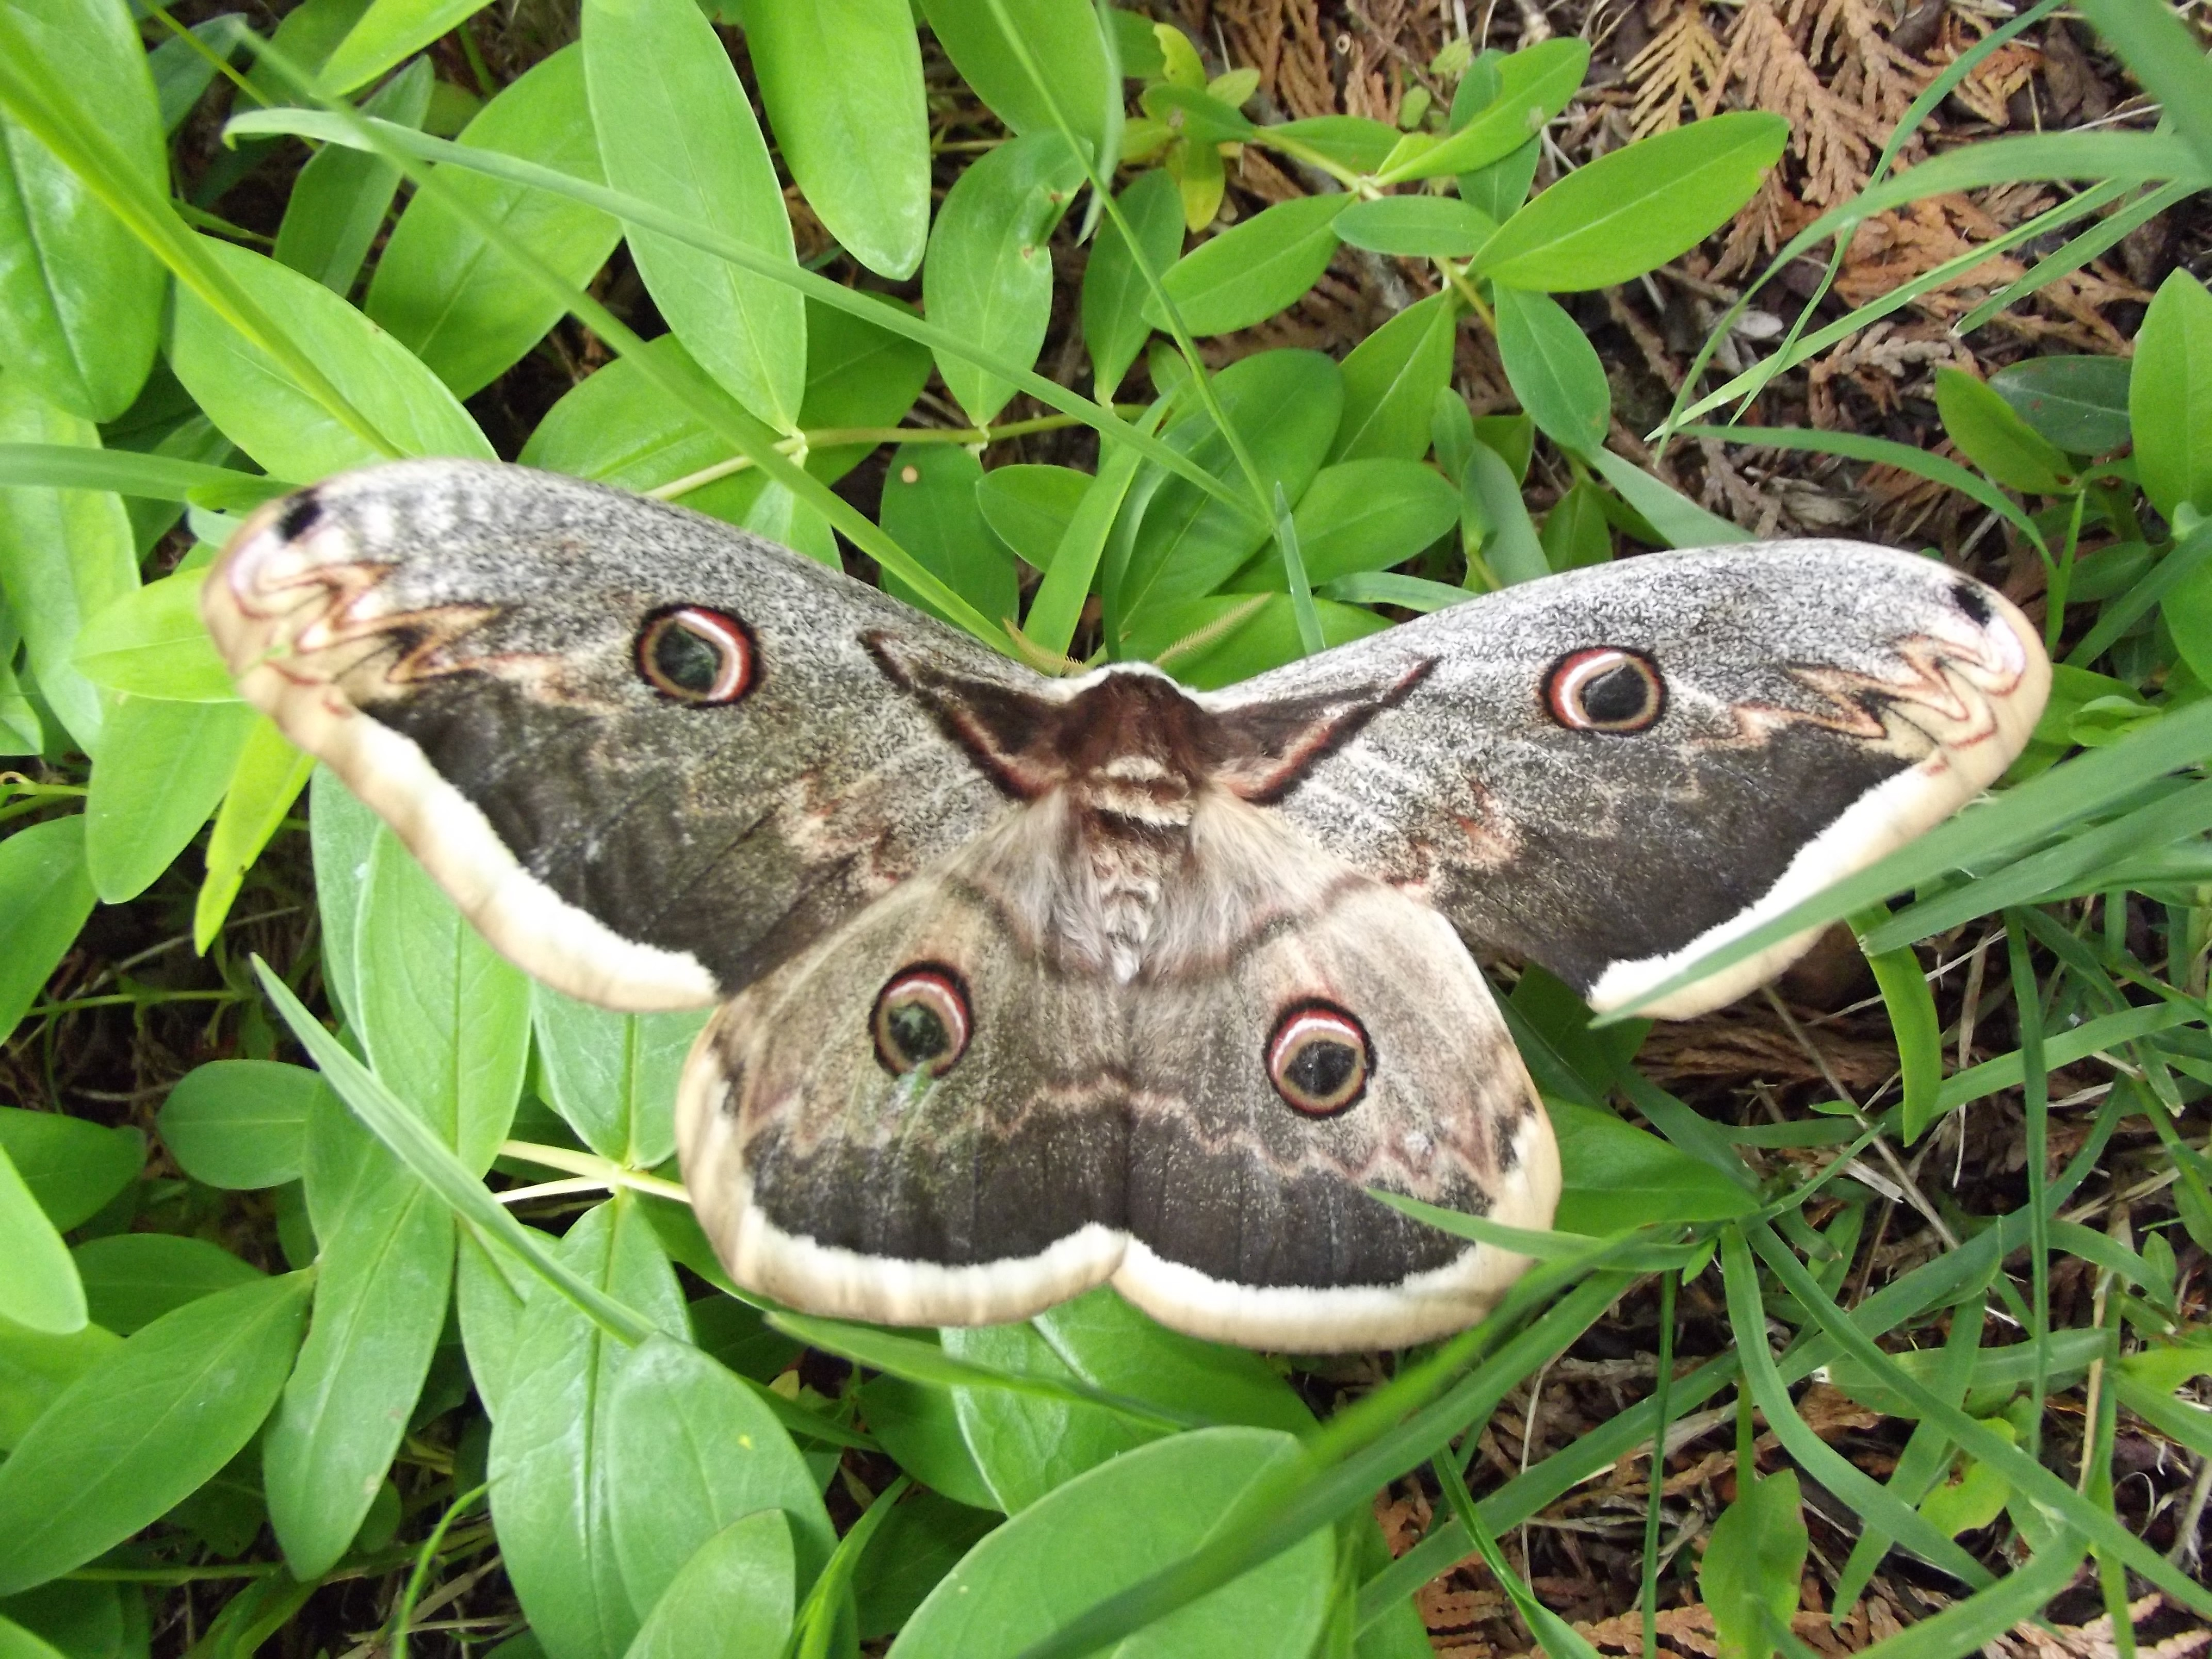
[1266,1000,1372,1116]
[1543,647,1665,734]
[638,606,757,705]
[871,964,973,1078]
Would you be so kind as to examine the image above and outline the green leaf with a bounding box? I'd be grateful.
[624,1510,794,1659]
[606,1333,836,1612]
[0,1271,311,1597]
[1477,112,1785,291]
[0,1145,82,1336]
[72,568,235,703]
[170,236,494,480]
[318,0,495,94]
[1933,368,2071,493]
[2073,0,2212,183]
[264,1094,453,1579]
[0,0,163,422]
[70,1234,259,1336]
[531,989,705,1169]
[0,1109,141,1234]
[879,443,1020,629]
[1118,349,1341,625]
[892,1427,1332,1657]
[1334,196,1496,257]
[1460,440,1546,586]
[453,1221,526,1423]
[490,1197,685,1659]
[1376,39,1586,185]
[1082,168,1183,397]
[744,0,929,280]
[1149,194,1346,338]
[1494,286,1607,459]
[1122,593,1387,688]
[937,1326,1165,1511]
[1331,292,1458,464]
[790,296,935,481]
[0,380,137,750]
[83,696,256,903]
[0,819,95,1039]
[2130,268,2212,521]
[273,57,433,295]
[1264,116,1398,175]
[1233,459,1458,587]
[1989,355,2131,454]
[585,0,805,429]
[0,1613,71,1659]
[1854,905,1944,1145]
[857,1371,1002,1510]
[918,0,1113,164]
[356,833,531,1175]
[0,442,273,505]
[853,1491,998,1639]
[1458,138,1539,224]
[1548,1099,1754,1232]
[1026,1287,1313,1436]
[1583,447,1750,547]
[195,714,316,950]
[1540,479,1611,571]
[1697,1468,1806,1659]
[0,1319,117,1454]
[366,45,623,399]
[977,463,1091,569]
[924,131,1084,427]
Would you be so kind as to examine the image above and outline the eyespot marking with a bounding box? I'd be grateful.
[1544,647,1664,734]
[1266,1001,1371,1116]
[1951,580,1994,628]
[872,964,972,1078]
[278,492,323,543]
[638,606,757,705]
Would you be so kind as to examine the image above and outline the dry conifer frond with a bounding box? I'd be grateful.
[1624,0,1727,136]
[1951,39,2043,125]
[1811,0,1930,133]
[1720,0,1882,204]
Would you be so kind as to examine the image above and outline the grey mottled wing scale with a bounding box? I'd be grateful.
[204,460,1030,1010]
[1211,543,2048,1017]
[678,794,1557,1352]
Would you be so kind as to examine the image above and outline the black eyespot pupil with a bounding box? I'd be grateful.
[1580,663,1651,725]
[885,1000,950,1065]
[653,623,725,696]
[1287,1039,1358,1100]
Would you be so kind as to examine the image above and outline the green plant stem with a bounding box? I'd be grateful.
[974,0,1276,529]
[2004,912,2053,1461]
[645,409,1136,501]
[1640,1272,1676,1659]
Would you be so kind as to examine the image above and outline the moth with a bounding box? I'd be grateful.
[205,461,2050,1350]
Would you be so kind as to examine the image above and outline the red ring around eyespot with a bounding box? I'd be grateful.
[638,606,756,705]
[1543,647,1664,733]
[871,964,973,1078]
[1265,1000,1372,1116]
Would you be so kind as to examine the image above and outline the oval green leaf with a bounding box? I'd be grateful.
[1149,195,1346,338]
[70,1233,261,1336]
[366,45,623,400]
[1493,285,1608,459]
[1379,38,1587,185]
[531,988,705,1169]
[83,696,256,903]
[1989,355,2131,456]
[585,0,805,429]
[744,0,929,280]
[0,0,164,421]
[1475,111,1787,291]
[1081,168,1183,397]
[917,0,1112,165]
[0,1271,311,1597]
[0,1108,141,1234]
[159,1062,320,1193]
[73,570,234,702]
[624,1510,794,1659]
[1336,196,1498,257]
[2130,269,2212,521]
[0,820,96,1040]
[1331,291,1458,463]
[891,1427,1331,1658]
[170,237,493,480]
[0,1144,83,1336]
[924,131,1085,427]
